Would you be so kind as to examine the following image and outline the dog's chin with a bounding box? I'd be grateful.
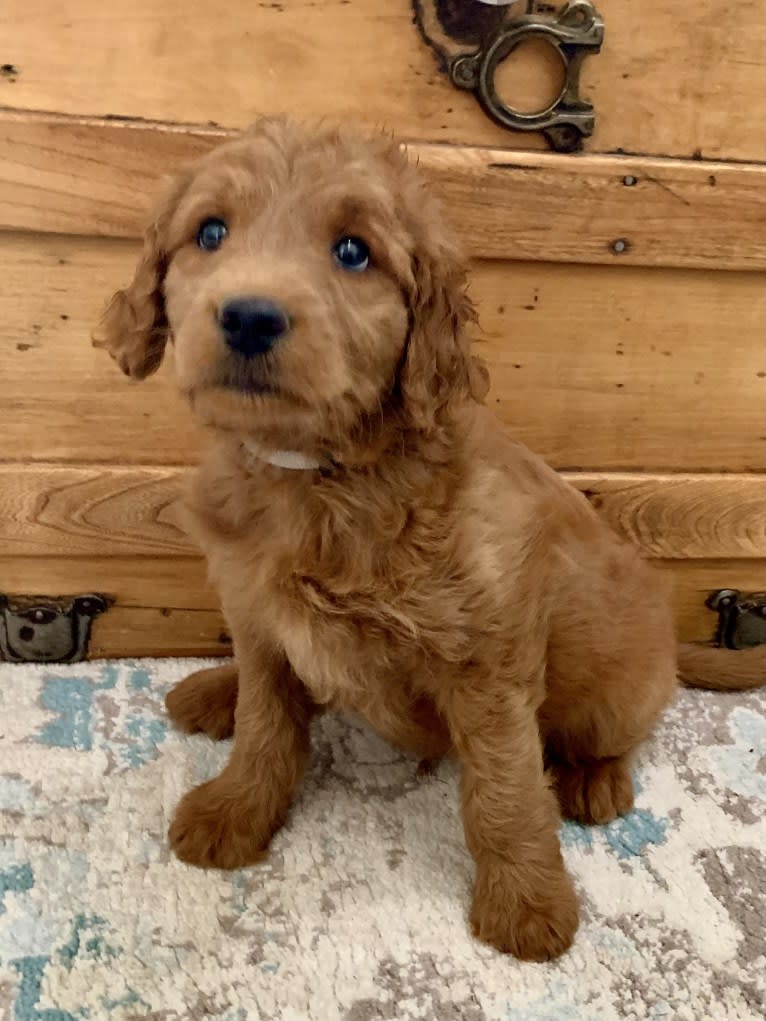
[185,383,325,446]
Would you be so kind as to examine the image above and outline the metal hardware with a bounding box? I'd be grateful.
[706,589,766,650]
[413,0,604,152]
[0,594,110,664]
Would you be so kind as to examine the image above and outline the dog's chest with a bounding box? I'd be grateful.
[273,577,410,707]
[200,466,504,704]
[278,614,367,707]
[258,514,507,706]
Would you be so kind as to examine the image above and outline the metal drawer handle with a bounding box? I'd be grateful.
[707,589,766,650]
[0,593,111,663]
[414,0,604,152]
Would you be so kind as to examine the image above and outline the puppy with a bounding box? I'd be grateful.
[101,119,765,961]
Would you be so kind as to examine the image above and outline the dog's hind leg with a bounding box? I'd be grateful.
[539,557,678,825]
[540,645,677,825]
[547,753,636,825]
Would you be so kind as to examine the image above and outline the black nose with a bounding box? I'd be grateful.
[218,297,290,356]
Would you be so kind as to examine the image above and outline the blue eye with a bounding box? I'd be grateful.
[333,236,370,272]
[197,218,228,251]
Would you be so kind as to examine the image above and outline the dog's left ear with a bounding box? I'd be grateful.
[96,171,190,380]
[399,216,488,432]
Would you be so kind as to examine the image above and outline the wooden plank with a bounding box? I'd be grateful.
[0,557,228,658]
[2,1,766,163]
[6,232,766,472]
[480,259,766,473]
[0,232,199,466]
[586,0,766,162]
[4,111,766,270]
[1,554,762,654]
[568,475,766,560]
[85,607,226,659]
[0,0,511,150]
[422,147,766,271]
[7,464,766,562]
[0,112,219,241]
[0,556,217,611]
[0,464,191,558]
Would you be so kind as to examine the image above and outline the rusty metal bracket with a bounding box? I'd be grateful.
[0,594,111,663]
[706,589,766,650]
[413,0,604,152]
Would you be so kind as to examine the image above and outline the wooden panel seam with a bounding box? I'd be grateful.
[4,109,766,270]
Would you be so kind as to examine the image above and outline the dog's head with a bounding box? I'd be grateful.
[100,119,487,459]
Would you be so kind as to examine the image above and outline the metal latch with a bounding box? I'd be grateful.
[0,594,111,664]
[413,0,604,152]
[707,589,766,650]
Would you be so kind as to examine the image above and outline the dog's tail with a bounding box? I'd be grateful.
[677,643,766,691]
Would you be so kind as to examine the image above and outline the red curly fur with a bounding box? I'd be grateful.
[100,118,764,961]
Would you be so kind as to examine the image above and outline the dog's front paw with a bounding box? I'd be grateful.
[165,665,238,741]
[470,859,579,961]
[169,778,273,869]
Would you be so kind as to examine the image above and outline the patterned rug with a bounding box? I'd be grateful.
[0,658,763,1021]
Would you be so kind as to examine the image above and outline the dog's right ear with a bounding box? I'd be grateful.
[96,172,190,379]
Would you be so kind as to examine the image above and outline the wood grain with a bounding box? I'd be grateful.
[0,556,216,611]
[5,233,766,472]
[568,475,766,560]
[5,463,766,562]
[0,232,198,466]
[85,607,227,659]
[4,111,766,270]
[0,0,512,149]
[421,146,766,271]
[1,553,762,655]
[479,259,766,473]
[0,112,218,241]
[2,1,766,161]
[0,465,190,557]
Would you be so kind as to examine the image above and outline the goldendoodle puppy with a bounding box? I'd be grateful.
[101,119,764,961]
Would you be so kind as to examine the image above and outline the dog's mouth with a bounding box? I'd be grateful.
[215,356,280,397]
[221,378,279,397]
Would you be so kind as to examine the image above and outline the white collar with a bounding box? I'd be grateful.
[263,449,323,470]
[241,439,325,471]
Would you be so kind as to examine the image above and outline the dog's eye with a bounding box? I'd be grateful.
[332,236,370,272]
[197,218,228,252]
